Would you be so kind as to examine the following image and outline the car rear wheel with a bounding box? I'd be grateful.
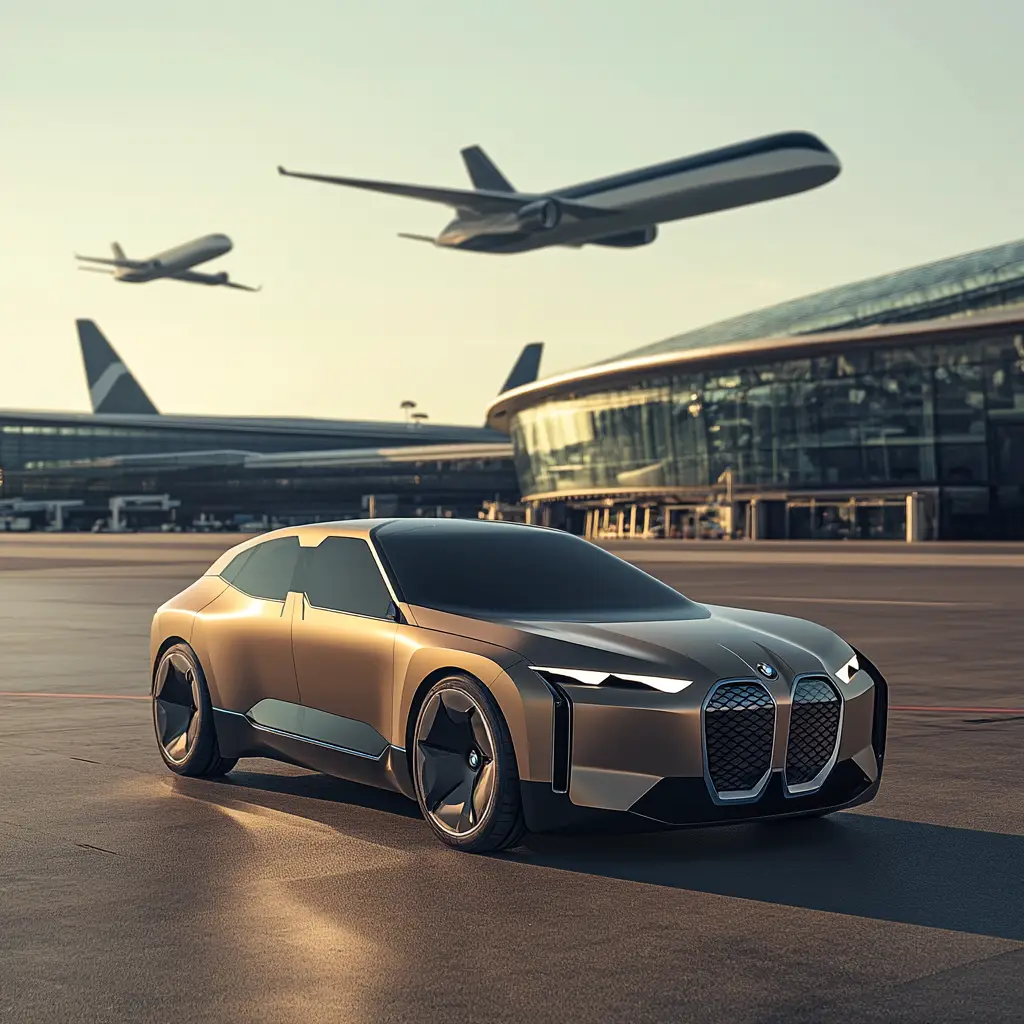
[412,674,525,853]
[152,643,237,778]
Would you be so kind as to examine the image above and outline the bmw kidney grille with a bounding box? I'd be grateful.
[785,677,842,790]
[703,675,844,801]
[703,681,776,798]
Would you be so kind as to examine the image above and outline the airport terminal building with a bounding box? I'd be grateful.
[487,239,1024,540]
[0,322,524,530]
[4,239,1024,538]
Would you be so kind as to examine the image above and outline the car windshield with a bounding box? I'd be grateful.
[373,520,705,621]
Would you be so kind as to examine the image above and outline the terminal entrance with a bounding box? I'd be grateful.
[570,491,938,542]
[582,503,730,540]
[781,496,917,541]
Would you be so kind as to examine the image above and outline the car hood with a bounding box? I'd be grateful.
[409,603,854,689]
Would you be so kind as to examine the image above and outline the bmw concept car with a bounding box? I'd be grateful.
[150,519,888,852]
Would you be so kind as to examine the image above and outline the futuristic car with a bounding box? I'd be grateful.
[150,518,888,852]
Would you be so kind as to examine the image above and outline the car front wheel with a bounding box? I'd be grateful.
[412,673,525,853]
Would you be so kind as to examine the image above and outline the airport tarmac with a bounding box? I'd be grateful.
[1,535,1022,1024]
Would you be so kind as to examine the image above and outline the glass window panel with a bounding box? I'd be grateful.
[872,343,933,370]
[992,422,1024,485]
[815,349,872,378]
[230,537,301,601]
[819,445,864,486]
[934,361,986,441]
[938,443,988,484]
[375,520,701,621]
[299,537,393,618]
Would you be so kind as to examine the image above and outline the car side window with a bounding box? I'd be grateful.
[220,547,254,584]
[226,537,301,602]
[299,536,394,619]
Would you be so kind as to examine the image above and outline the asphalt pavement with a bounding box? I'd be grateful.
[1,535,1022,1024]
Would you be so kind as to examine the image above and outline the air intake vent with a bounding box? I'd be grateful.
[703,681,775,799]
[786,677,841,791]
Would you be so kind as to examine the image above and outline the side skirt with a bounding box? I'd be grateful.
[213,708,412,797]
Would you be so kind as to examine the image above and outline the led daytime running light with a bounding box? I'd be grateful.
[532,667,693,694]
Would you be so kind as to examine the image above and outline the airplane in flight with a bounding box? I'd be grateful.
[277,131,841,255]
[74,233,261,291]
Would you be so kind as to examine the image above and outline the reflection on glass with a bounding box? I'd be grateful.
[512,331,1023,497]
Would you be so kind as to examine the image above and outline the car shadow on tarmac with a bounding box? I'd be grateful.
[219,767,422,820]
[510,812,1024,941]
[194,767,1023,941]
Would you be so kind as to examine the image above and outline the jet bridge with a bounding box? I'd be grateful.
[0,499,84,532]
[107,494,181,533]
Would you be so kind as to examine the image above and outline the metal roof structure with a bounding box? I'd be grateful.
[66,441,514,472]
[0,406,501,444]
[613,236,1024,362]
[486,304,1024,428]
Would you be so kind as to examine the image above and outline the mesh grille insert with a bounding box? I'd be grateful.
[704,682,775,796]
[786,677,841,787]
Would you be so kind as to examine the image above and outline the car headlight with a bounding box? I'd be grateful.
[531,666,693,694]
[835,652,859,684]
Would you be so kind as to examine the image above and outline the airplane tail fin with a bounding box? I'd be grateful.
[111,242,126,261]
[498,342,543,395]
[76,319,160,415]
[460,146,514,192]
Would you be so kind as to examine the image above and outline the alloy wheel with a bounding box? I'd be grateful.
[154,651,202,765]
[415,687,497,836]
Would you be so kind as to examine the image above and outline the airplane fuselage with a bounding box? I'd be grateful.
[439,132,839,253]
[115,233,233,281]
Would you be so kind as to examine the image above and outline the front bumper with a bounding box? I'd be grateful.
[512,654,888,834]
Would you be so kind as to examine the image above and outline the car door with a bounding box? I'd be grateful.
[195,535,303,713]
[290,535,398,758]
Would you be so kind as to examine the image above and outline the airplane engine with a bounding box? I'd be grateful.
[588,226,659,248]
[515,199,561,232]
[208,272,229,285]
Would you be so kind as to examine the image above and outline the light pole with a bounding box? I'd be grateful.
[400,400,417,423]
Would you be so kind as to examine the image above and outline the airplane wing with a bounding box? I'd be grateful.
[74,253,149,270]
[397,233,437,244]
[278,166,612,219]
[171,270,262,292]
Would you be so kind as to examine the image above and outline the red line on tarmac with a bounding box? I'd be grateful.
[890,705,1024,715]
[0,691,148,701]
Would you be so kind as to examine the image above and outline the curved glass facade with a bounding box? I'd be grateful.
[614,238,1024,362]
[511,328,1024,501]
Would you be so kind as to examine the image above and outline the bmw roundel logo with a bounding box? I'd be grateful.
[756,662,778,680]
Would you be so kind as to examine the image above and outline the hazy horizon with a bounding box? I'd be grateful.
[2,1,1022,425]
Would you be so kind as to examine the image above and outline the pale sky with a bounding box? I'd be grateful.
[1,1,1022,425]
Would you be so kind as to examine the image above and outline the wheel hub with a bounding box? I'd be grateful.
[415,689,497,836]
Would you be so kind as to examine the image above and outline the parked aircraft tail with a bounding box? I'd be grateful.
[76,319,160,415]
[111,242,127,261]
[460,146,515,192]
[498,342,543,394]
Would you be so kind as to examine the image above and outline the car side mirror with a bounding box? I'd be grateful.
[386,601,403,624]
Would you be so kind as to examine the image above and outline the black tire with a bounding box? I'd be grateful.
[411,673,526,853]
[152,642,237,778]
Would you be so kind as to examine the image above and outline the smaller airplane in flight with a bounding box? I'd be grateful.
[277,131,841,255]
[74,234,260,291]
